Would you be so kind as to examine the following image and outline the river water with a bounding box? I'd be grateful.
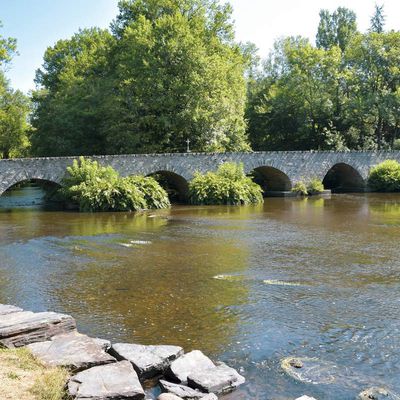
[1,186,400,399]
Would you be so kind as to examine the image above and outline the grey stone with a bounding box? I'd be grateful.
[357,387,400,400]
[166,350,215,384]
[0,304,23,315]
[0,310,76,348]
[94,337,112,351]
[281,357,339,385]
[159,380,208,399]
[187,363,245,394]
[111,343,183,379]
[68,360,145,399]
[201,395,218,400]
[158,395,183,400]
[27,331,116,371]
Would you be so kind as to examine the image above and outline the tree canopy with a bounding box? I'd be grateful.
[31,0,250,156]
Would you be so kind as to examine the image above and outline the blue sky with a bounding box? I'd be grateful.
[1,0,399,93]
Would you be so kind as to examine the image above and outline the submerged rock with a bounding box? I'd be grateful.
[166,350,215,384]
[27,331,116,371]
[296,396,318,400]
[281,357,340,385]
[0,310,76,348]
[357,387,400,400]
[68,360,145,399]
[187,362,245,395]
[0,304,23,315]
[111,343,183,379]
[159,380,208,399]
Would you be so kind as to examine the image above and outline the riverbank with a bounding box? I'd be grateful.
[0,347,67,400]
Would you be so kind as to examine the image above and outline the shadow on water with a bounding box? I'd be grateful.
[2,191,400,398]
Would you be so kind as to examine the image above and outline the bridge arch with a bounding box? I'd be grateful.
[0,177,62,197]
[147,170,189,203]
[322,163,365,192]
[249,166,292,194]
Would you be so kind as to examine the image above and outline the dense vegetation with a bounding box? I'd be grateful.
[0,23,30,159]
[247,5,400,151]
[291,178,325,196]
[368,160,400,192]
[189,162,263,205]
[30,0,250,156]
[1,2,400,158]
[59,157,170,211]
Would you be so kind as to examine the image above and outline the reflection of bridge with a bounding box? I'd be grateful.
[1,151,400,198]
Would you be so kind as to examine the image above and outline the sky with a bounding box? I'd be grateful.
[1,0,399,93]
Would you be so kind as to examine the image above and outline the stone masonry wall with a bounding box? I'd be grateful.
[1,151,400,195]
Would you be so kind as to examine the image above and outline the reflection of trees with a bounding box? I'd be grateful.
[47,208,250,356]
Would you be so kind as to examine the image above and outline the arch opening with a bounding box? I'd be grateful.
[147,171,189,203]
[250,166,292,195]
[0,179,61,208]
[323,163,365,193]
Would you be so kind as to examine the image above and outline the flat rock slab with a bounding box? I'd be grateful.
[166,350,215,384]
[68,360,145,399]
[187,363,245,395]
[0,304,23,315]
[0,311,76,348]
[158,395,183,400]
[111,343,183,379]
[160,380,210,399]
[28,331,116,372]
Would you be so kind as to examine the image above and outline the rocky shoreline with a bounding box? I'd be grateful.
[0,303,393,400]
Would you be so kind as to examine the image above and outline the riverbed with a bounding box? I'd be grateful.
[1,186,400,399]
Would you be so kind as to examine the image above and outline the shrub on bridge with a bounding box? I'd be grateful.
[59,157,170,211]
[188,162,263,206]
[368,160,400,192]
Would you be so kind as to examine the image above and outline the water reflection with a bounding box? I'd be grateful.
[2,188,400,399]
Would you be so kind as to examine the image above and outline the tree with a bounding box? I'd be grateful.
[31,28,115,156]
[0,23,30,159]
[370,4,385,33]
[31,0,250,156]
[316,7,357,52]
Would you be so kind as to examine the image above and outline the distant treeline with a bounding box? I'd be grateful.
[0,1,399,159]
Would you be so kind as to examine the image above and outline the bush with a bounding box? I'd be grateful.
[291,181,308,196]
[189,162,263,205]
[59,157,170,211]
[292,178,324,196]
[307,178,324,195]
[368,159,400,192]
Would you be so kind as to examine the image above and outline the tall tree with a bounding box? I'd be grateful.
[31,0,250,155]
[316,7,357,52]
[370,4,385,33]
[0,22,30,159]
[31,28,115,156]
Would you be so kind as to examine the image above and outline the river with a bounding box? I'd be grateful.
[1,186,400,399]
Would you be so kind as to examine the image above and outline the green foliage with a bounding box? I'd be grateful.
[0,73,31,159]
[316,7,357,52]
[307,178,325,194]
[247,5,400,152]
[189,162,263,205]
[368,160,400,192]
[31,0,250,156]
[60,157,170,211]
[291,178,324,196]
[291,181,308,196]
[370,4,385,33]
[127,175,171,209]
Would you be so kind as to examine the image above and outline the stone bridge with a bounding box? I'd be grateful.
[1,151,400,198]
